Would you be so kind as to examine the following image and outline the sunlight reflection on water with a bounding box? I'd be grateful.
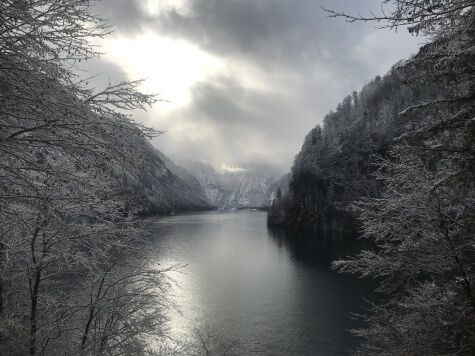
[147,211,374,355]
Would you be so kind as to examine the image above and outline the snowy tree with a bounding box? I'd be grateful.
[334,148,475,354]
[328,1,475,355]
[0,1,172,355]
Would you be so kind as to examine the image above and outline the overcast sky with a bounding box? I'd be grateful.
[88,0,424,172]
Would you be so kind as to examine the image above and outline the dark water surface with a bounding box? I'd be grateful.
[148,211,374,355]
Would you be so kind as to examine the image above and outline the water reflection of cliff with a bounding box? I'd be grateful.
[267,226,368,268]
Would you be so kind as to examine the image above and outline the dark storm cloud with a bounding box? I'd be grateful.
[157,1,361,63]
[160,0,309,59]
[94,0,150,33]
[93,0,422,169]
[96,0,393,75]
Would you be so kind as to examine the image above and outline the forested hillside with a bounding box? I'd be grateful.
[125,147,214,214]
[154,149,208,197]
[268,58,438,230]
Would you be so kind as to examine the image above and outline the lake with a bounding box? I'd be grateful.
[147,210,374,355]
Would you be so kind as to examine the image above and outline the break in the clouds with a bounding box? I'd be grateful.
[90,0,423,172]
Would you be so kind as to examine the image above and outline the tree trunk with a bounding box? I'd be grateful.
[81,275,106,350]
[0,241,5,316]
[29,269,41,356]
[29,226,41,356]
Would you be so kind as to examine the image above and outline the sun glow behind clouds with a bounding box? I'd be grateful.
[220,164,250,173]
[102,33,222,110]
[144,0,189,15]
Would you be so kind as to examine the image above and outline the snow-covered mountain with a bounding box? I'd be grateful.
[178,160,283,209]
[120,145,214,214]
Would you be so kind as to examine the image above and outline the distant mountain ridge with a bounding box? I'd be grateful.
[177,160,284,209]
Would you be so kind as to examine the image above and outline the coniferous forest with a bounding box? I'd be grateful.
[1,0,474,355]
